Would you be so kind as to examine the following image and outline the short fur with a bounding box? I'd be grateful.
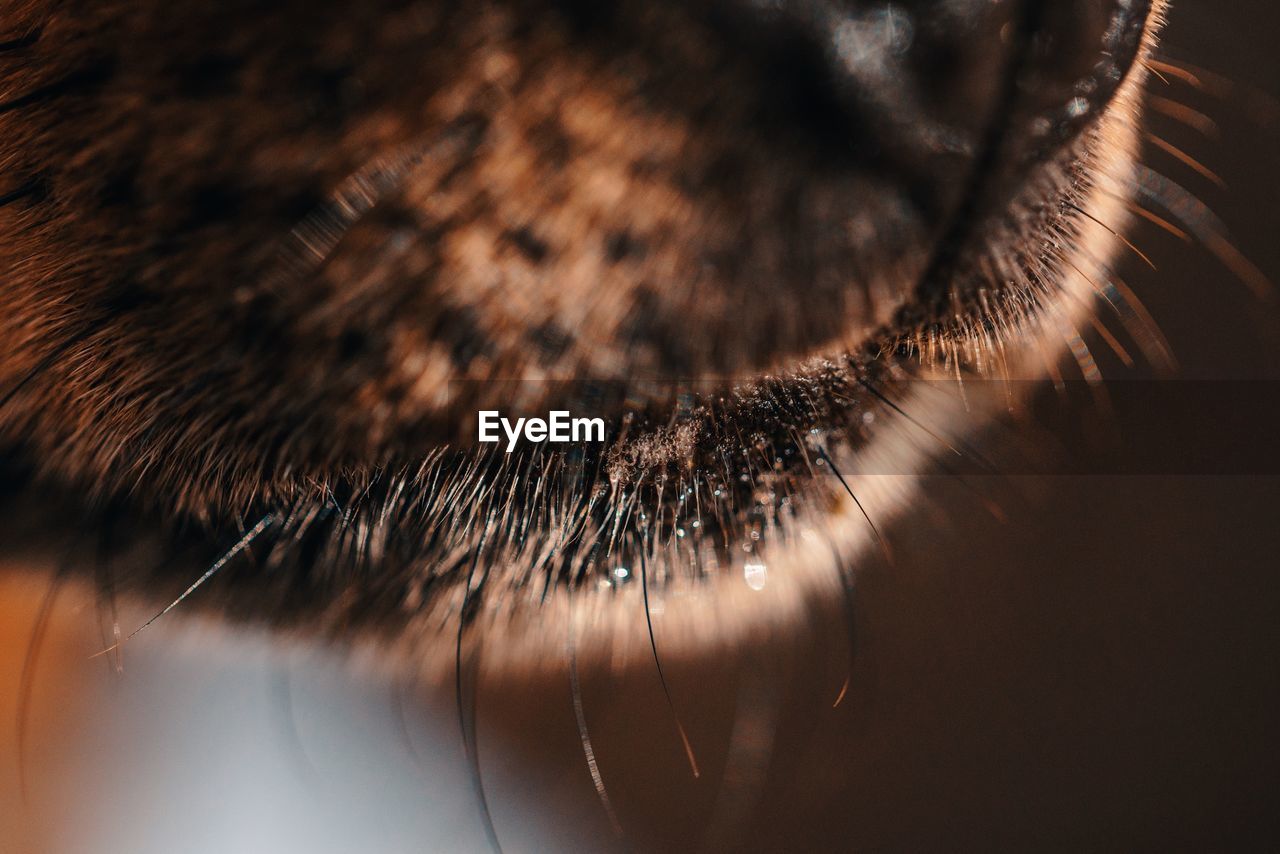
[0,0,1165,674]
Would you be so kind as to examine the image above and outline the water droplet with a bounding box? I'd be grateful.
[744,562,768,591]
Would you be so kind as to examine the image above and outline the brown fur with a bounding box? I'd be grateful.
[0,0,1162,664]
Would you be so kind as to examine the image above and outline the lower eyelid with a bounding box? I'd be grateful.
[0,0,1160,679]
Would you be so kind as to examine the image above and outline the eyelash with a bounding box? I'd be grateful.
[0,0,1179,660]
[16,5,1269,672]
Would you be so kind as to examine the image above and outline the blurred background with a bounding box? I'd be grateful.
[3,1,1279,851]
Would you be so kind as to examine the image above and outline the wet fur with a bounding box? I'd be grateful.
[0,0,1165,675]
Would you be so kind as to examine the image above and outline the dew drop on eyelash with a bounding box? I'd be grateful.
[743,562,768,591]
[1066,96,1090,118]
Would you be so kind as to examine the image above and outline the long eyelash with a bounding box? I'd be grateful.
[638,532,701,779]
[1121,196,1192,242]
[1044,245,1141,370]
[566,599,625,839]
[1136,54,1278,301]
[855,378,963,459]
[816,444,890,563]
[455,507,503,854]
[1148,95,1220,138]
[1154,54,1280,132]
[92,514,275,658]
[1129,164,1273,298]
[94,523,125,675]
[1052,230,1178,373]
[1065,200,1158,271]
[827,542,857,710]
[1145,131,1227,188]
[16,557,73,803]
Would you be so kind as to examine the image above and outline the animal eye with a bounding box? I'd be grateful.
[5,0,1276,849]
[0,0,1159,606]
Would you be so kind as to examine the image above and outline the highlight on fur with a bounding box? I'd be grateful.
[0,0,1167,679]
